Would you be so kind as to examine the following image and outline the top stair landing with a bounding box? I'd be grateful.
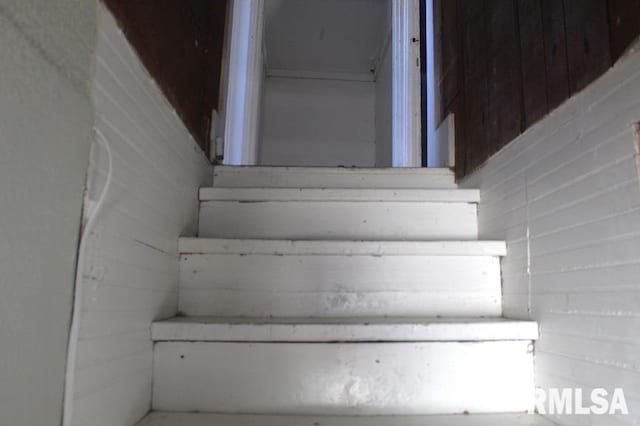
[213,166,457,189]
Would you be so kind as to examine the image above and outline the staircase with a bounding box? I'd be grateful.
[139,167,551,425]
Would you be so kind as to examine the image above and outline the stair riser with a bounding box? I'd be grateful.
[153,341,534,415]
[179,254,501,317]
[198,202,478,240]
[213,167,457,189]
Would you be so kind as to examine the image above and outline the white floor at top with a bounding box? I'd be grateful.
[136,412,557,426]
[212,166,458,189]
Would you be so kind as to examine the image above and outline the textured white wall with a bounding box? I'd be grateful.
[260,77,376,167]
[463,44,640,425]
[69,7,212,426]
[0,1,97,425]
[0,0,97,94]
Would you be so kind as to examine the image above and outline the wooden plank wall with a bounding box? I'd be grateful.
[102,0,228,155]
[435,0,640,178]
[462,42,640,425]
[72,7,213,425]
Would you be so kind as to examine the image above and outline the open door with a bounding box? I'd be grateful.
[222,0,422,168]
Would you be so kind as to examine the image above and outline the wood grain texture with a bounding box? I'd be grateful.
[563,0,611,94]
[540,0,570,111]
[439,0,640,178]
[440,0,460,115]
[487,0,523,152]
[102,0,228,153]
[607,0,640,61]
[518,0,548,127]
[461,1,490,172]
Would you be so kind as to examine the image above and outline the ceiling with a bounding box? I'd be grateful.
[264,0,390,78]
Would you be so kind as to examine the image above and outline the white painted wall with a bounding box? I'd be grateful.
[259,0,393,167]
[259,77,376,167]
[462,44,640,425]
[375,35,393,167]
[67,7,212,426]
[264,0,389,78]
[0,1,96,425]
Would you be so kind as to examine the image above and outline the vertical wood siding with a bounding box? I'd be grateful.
[436,0,640,178]
[462,45,640,425]
[71,7,212,426]
[102,0,228,154]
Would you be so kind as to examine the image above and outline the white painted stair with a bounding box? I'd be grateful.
[152,319,536,415]
[213,166,459,189]
[178,238,504,317]
[152,316,538,342]
[198,188,479,240]
[145,166,539,423]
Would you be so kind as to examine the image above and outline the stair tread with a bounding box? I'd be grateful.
[200,187,479,202]
[152,316,538,342]
[137,412,555,426]
[213,166,458,189]
[179,238,506,256]
[215,166,455,174]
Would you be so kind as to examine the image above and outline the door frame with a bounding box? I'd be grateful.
[222,0,422,167]
[223,0,265,165]
[391,0,422,167]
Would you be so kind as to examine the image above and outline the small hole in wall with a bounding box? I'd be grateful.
[180,355,185,359]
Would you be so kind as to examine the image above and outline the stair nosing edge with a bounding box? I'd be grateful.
[178,238,507,256]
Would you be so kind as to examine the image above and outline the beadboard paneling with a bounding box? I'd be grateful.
[462,43,640,425]
[71,7,212,426]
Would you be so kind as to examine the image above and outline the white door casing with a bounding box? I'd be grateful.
[222,0,422,167]
[223,0,264,165]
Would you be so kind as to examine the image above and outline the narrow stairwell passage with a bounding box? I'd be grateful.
[138,166,548,425]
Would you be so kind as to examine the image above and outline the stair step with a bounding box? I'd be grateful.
[198,190,478,240]
[178,239,504,317]
[152,317,538,342]
[152,340,535,415]
[200,188,479,203]
[137,412,556,426]
[213,166,457,189]
[179,238,506,256]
